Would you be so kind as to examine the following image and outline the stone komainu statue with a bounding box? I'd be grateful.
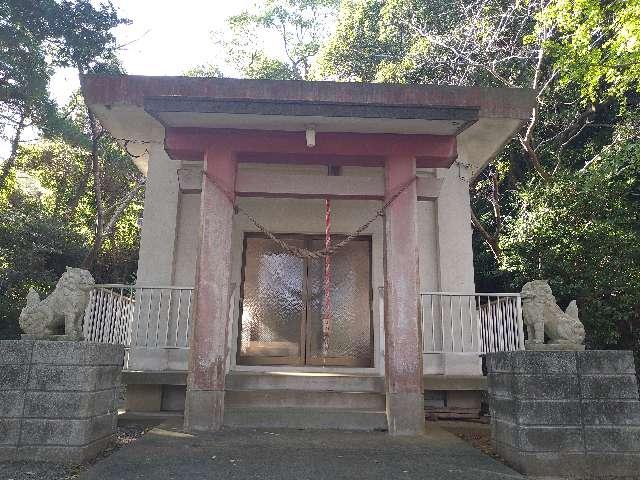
[521,280,586,347]
[19,267,95,340]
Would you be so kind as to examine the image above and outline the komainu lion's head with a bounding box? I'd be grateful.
[521,280,555,326]
[57,266,95,292]
[521,279,553,300]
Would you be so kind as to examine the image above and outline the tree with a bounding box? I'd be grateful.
[0,1,140,338]
[0,185,89,338]
[319,0,638,259]
[0,0,128,188]
[501,112,640,351]
[184,65,224,78]
[213,0,339,80]
[540,0,640,103]
[82,103,145,269]
[318,0,640,358]
[0,92,145,338]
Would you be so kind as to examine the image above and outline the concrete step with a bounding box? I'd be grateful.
[223,407,388,431]
[226,389,386,410]
[226,372,384,393]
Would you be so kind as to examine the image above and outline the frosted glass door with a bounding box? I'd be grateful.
[238,236,306,364]
[307,238,373,366]
[238,235,372,367]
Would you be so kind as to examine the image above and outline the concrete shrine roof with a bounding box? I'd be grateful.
[81,74,536,175]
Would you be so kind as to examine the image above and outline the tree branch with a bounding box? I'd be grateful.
[470,209,500,260]
[102,178,146,236]
[519,108,553,182]
[81,107,105,269]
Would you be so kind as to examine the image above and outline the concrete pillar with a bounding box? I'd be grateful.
[136,143,180,286]
[435,166,475,291]
[130,144,180,370]
[383,156,424,435]
[434,166,480,375]
[184,147,236,432]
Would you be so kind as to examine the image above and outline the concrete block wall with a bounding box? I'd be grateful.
[487,350,640,478]
[0,340,123,464]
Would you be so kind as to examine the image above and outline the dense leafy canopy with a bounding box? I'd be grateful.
[0,0,127,150]
[540,0,640,102]
[318,0,640,356]
[502,113,640,350]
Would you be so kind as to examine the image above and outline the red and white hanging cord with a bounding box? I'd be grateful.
[322,198,332,358]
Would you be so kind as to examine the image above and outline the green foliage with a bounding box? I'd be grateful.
[214,0,339,80]
[318,0,539,86]
[183,65,224,78]
[318,0,389,81]
[321,0,640,357]
[0,2,137,338]
[0,0,128,137]
[0,112,143,338]
[502,113,640,349]
[244,53,302,80]
[0,186,87,338]
[539,0,640,102]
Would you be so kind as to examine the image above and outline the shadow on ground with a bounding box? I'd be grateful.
[79,420,522,480]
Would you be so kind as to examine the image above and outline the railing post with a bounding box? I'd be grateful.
[516,294,525,350]
[82,289,95,341]
[475,295,483,354]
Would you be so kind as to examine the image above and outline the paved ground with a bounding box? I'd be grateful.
[79,421,523,480]
[0,423,150,480]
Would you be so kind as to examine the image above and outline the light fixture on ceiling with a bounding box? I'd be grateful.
[305,125,316,148]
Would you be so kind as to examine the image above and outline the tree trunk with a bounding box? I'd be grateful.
[81,108,105,270]
[64,155,92,220]
[470,209,501,260]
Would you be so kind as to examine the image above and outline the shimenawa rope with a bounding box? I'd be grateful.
[208,174,418,260]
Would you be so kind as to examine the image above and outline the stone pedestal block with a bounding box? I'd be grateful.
[487,350,640,478]
[0,340,123,464]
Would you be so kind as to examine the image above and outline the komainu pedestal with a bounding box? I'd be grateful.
[486,350,640,478]
[0,340,123,463]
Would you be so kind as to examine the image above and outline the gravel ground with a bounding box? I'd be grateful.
[0,422,151,480]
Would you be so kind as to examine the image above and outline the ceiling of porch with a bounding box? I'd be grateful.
[143,96,478,136]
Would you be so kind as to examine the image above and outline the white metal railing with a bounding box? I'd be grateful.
[84,286,522,364]
[83,285,194,349]
[421,292,524,354]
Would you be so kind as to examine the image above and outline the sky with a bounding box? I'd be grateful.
[51,0,276,105]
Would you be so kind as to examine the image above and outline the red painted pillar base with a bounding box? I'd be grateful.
[184,148,236,432]
[383,156,424,435]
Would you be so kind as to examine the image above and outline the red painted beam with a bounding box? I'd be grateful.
[165,128,457,168]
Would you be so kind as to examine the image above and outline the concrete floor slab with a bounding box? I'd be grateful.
[80,420,523,480]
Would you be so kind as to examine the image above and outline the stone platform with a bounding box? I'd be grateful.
[486,350,640,478]
[0,340,124,463]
